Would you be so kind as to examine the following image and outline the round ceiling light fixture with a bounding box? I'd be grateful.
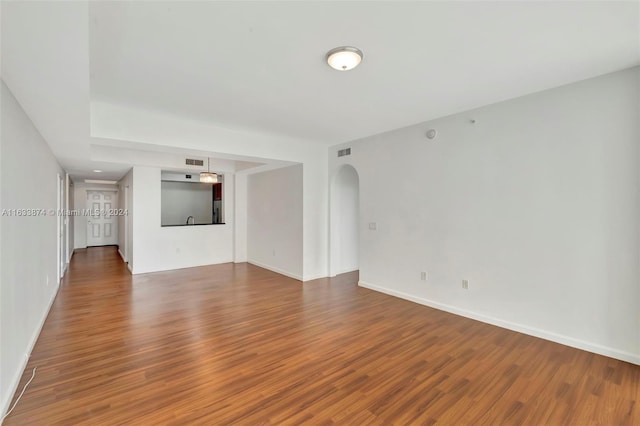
[326,46,363,71]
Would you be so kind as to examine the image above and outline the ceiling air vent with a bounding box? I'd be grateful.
[337,148,351,157]
[185,158,204,166]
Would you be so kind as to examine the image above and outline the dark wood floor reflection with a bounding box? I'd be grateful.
[5,247,639,424]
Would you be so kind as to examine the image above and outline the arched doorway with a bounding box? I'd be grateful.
[329,165,360,277]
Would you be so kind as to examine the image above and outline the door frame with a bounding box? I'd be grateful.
[57,173,64,282]
[124,185,129,262]
[65,173,70,264]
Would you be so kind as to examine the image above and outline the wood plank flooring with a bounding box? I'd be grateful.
[4,246,639,424]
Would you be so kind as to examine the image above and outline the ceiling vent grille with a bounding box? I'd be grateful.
[185,158,204,166]
[337,148,351,157]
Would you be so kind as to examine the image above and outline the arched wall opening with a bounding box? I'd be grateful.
[329,164,360,277]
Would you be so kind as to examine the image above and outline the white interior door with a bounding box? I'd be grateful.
[86,191,118,247]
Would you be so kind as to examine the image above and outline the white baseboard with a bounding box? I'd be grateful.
[247,259,303,281]
[358,280,640,366]
[303,272,329,282]
[328,268,358,278]
[117,248,125,262]
[131,259,234,275]
[1,282,60,417]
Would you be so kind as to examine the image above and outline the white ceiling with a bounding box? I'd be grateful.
[89,1,639,144]
[2,1,639,179]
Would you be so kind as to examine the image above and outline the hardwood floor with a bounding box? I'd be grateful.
[4,247,639,425]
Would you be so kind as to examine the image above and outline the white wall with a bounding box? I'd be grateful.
[247,164,304,280]
[117,169,133,267]
[73,182,119,249]
[234,172,248,263]
[116,178,126,260]
[330,165,359,276]
[330,67,640,364]
[0,81,69,414]
[131,166,234,274]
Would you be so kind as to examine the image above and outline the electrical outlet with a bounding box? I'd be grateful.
[46,275,49,287]
[420,271,427,281]
[462,279,469,289]
[368,222,377,231]
[272,249,276,256]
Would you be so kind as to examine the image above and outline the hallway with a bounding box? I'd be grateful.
[4,247,639,424]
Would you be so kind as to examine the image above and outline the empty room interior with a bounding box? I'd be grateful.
[1,1,639,424]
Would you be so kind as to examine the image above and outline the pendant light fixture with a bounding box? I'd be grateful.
[326,46,363,71]
[200,157,218,183]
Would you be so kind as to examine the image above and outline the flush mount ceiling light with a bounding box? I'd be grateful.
[93,169,102,173]
[326,46,363,71]
[200,158,218,183]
